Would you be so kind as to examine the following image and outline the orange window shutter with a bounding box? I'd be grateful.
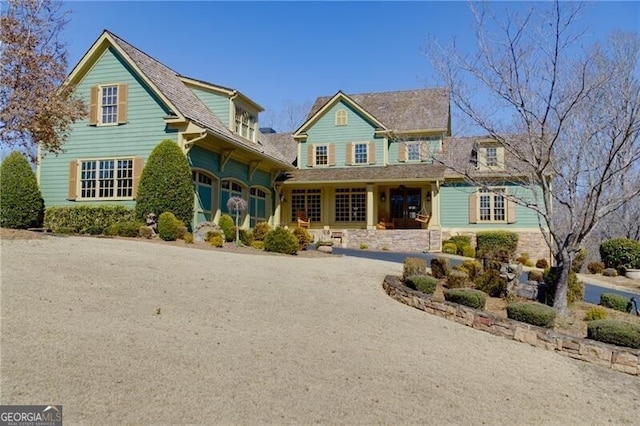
[507,198,517,223]
[346,143,353,165]
[89,86,98,125]
[117,83,128,124]
[68,160,78,200]
[369,141,376,164]
[398,143,406,162]
[468,193,478,223]
[132,157,144,198]
[328,144,336,166]
[307,144,314,167]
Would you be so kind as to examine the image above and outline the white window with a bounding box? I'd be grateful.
[354,143,368,164]
[335,188,366,222]
[100,85,118,124]
[250,187,269,227]
[486,147,498,167]
[335,109,348,126]
[407,142,421,161]
[291,189,321,222]
[235,107,256,141]
[80,158,133,199]
[315,145,328,166]
[479,188,506,222]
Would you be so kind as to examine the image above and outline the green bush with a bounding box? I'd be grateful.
[461,245,476,258]
[587,262,605,274]
[443,235,472,255]
[571,248,588,273]
[584,306,608,321]
[446,269,470,289]
[264,227,299,255]
[292,227,312,250]
[252,222,272,241]
[543,267,584,306]
[444,288,487,310]
[138,226,153,239]
[599,238,640,271]
[600,293,630,312]
[406,275,438,295]
[527,270,544,283]
[237,228,254,246]
[183,232,194,244]
[403,257,427,280]
[461,259,483,281]
[476,231,518,261]
[44,205,135,233]
[587,320,640,349]
[86,225,104,236]
[108,221,143,237]
[176,226,187,240]
[535,258,549,269]
[442,242,457,254]
[209,234,224,247]
[205,230,222,242]
[506,302,556,328]
[603,268,618,277]
[157,212,182,241]
[135,140,194,226]
[218,214,235,242]
[431,257,450,279]
[474,268,507,297]
[251,240,265,250]
[0,151,45,229]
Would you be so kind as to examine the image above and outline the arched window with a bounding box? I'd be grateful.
[192,170,217,223]
[335,109,348,126]
[221,179,247,216]
[250,187,270,227]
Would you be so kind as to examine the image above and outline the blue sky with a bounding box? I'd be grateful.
[63,1,639,131]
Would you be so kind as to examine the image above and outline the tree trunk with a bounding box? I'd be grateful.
[552,250,571,315]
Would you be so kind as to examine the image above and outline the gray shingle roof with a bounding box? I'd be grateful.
[105,31,290,166]
[280,163,446,184]
[258,132,297,164]
[307,88,450,132]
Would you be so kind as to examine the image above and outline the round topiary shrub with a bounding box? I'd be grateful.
[157,212,182,241]
[292,226,312,250]
[430,257,450,279]
[444,288,487,310]
[584,306,608,321]
[587,262,605,274]
[587,320,640,349]
[252,221,272,241]
[218,214,235,242]
[442,242,457,254]
[0,151,45,229]
[600,293,630,312]
[506,302,556,328]
[403,257,427,280]
[264,227,299,255]
[135,140,194,226]
[405,275,438,295]
[209,234,224,247]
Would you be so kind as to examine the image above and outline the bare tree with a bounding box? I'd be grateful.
[0,0,86,162]
[262,99,312,133]
[429,1,640,314]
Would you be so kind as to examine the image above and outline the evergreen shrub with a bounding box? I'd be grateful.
[157,212,182,241]
[0,152,44,229]
[45,205,134,233]
[403,257,427,280]
[599,293,630,312]
[444,288,487,310]
[506,302,556,328]
[430,257,450,279]
[264,228,298,255]
[587,320,640,349]
[406,275,438,295]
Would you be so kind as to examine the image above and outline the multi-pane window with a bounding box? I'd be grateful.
[235,107,256,141]
[101,85,118,124]
[486,147,498,167]
[354,143,368,164]
[407,142,421,161]
[291,189,321,222]
[80,159,133,199]
[315,145,328,166]
[250,187,268,227]
[335,109,348,126]
[335,188,366,222]
[479,188,505,222]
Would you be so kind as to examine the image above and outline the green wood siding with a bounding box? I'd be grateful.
[39,47,176,208]
[300,100,382,168]
[189,86,231,127]
[440,182,541,229]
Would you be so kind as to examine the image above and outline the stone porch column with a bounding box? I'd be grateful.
[366,184,375,230]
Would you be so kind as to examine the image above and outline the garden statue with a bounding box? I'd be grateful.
[146,212,158,235]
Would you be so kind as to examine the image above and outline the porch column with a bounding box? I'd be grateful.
[366,184,375,230]
[273,195,282,227]
[430,182,441,228]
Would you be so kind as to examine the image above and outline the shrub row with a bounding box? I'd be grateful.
[506,302,556,328]
[587,320,640,349]
[444,288,487,310]
[405,275,438,295]
[44,205,135,233]
[600,293,630,312]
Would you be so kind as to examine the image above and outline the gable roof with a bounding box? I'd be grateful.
[305,88,450,133]
[259,132,297,164]
[68,30,291,168]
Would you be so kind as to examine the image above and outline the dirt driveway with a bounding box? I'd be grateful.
[1,236,639,424]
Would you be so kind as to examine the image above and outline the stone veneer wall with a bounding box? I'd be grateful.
[441,230,551,263]
[383,275,640,377]
[343,229,439,252]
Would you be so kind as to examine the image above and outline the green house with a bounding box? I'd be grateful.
[38,30,550,260]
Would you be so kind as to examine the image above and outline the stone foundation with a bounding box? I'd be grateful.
[343,229,442,252]
[382,275,640,377]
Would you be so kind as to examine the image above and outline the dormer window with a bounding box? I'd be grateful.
[335,109,348,126]
[475,141,504,169]
[235,106,256,141]
[486,147,498,167]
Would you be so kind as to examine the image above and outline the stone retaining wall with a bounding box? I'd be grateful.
[382,275,640,376]
[344,229,441,252]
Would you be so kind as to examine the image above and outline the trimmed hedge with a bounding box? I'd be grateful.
[135,140,194,226]
[600,293,630,312]
[106,221,142,237]
[0,151,44,229]
[599,238,640,271]
[506,302,556,328]
[45,205,134,233]
[444,288,487,310]
[431,257,450,279]
[587,320,640,349]
[406,275,438,295]
[403,257,427,280]
[476,231,518,261]
[264,227,299,255]
[157,212,182,241]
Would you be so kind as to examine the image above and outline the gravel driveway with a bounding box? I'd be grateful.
[1,236,639,424]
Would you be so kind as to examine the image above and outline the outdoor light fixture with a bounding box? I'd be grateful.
[426,191,432,202]
[380,192,386,202]
[279,192,286,203]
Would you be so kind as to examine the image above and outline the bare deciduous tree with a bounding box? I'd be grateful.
[0,0,86,162]
[429,1,640,314]
[262,99,312,133]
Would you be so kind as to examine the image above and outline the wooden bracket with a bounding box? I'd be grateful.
[220,149,235,172]
[249,161,261,180]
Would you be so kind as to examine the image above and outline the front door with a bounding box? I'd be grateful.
[390,187,422,229]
